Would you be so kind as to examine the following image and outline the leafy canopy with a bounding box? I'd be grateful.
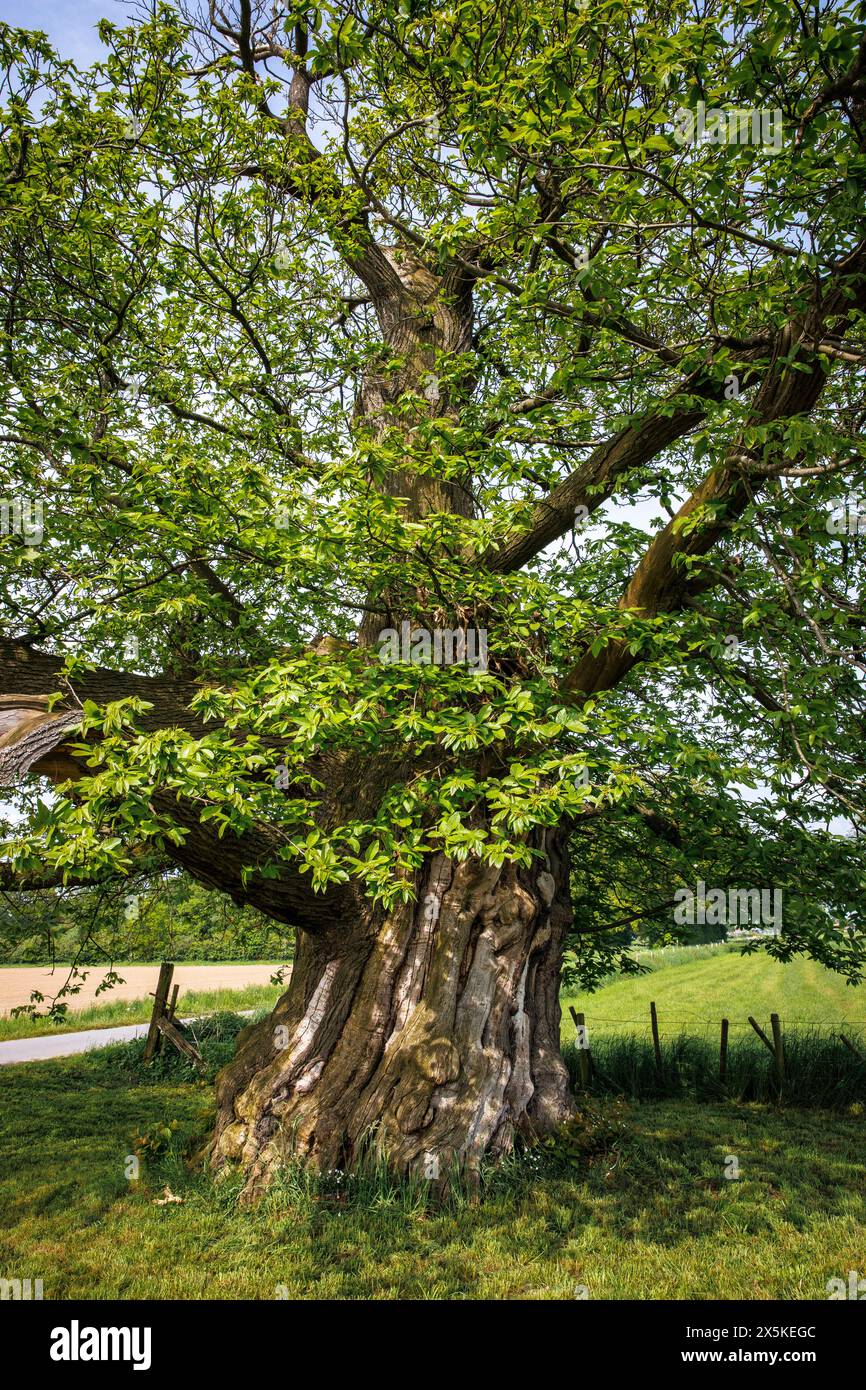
[1,0,864,980]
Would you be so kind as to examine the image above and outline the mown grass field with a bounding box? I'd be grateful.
[1,1042,864,1300]
[558,946,866,1106]
[1,947,864,1300]
[562,945,866,1040]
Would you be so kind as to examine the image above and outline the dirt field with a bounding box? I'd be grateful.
[0,963,281,1016]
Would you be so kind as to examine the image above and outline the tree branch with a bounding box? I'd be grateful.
[0,643,351,933]
[562,245,866,696]
[484,357,763,574]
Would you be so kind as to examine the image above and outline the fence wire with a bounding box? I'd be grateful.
[567,1014,866,1033]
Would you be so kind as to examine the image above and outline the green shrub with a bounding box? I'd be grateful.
[80,1010,251,1085]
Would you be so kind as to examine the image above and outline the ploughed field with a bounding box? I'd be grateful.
[0,963,282,1015]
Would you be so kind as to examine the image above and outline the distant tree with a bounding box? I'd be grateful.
[0,871,293,969]
[0,1,864,1194]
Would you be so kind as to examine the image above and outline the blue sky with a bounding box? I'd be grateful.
[0,1,125,64]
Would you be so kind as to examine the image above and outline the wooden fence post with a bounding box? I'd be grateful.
[650,1001,663,1074]
[569,1007,593,1087]
[144,962,174,1062]
[770,1012,785,1087]
[748,1015,774,1054]
[156,1014,206,1073]
[748,1014,784,1095]
[837,1031,865,1060]
[143,963,205,1072]
[719,1018,729,1083]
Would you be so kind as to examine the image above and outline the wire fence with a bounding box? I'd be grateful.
[568,1014,866,1031]
[562,1005,866,1104]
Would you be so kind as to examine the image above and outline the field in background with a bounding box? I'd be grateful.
[3,944,863,1048]
[562,947,866,1042]
[559,946,866,1107]
[0,967,285,1042]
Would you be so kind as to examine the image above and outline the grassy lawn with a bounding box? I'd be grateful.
[0,983,284,1042]
[562,949,866,1041]
[0,1041,864,1300]
[2,950,864,1299]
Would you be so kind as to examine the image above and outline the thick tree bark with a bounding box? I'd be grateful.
[210,828,573,1197]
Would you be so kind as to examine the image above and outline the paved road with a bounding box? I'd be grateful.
[0,1020,153,1065]
[0,1010,256,1066]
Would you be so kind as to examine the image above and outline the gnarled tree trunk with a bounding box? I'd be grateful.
[210,828,573,1197]
[0,646,573,1195]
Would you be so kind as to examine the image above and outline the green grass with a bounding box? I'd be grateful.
[0,983,284,1042]
[631,940,743,970]
[0,1033,863,1299]
[2,947,864,1299]
[563,949,866,1041]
